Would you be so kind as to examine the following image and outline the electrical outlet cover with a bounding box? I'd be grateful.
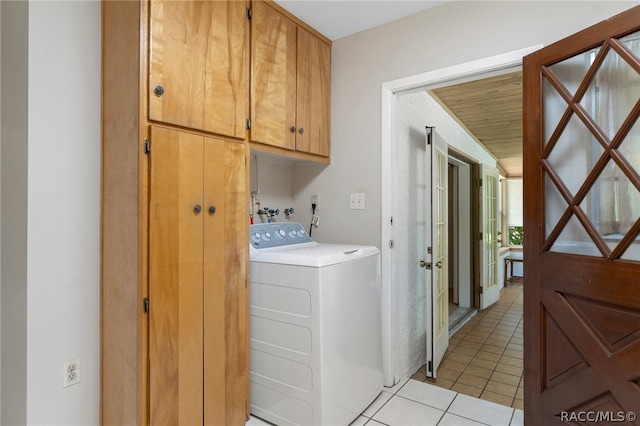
[63,357,81,388]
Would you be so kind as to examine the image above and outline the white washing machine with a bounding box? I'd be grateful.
[249,222,383,426]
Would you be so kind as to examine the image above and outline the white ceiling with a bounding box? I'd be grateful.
[274,0,449,40]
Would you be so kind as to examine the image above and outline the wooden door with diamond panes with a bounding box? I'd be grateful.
[523,6,640,424]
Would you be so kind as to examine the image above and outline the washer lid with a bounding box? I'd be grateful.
[250,243,380,267]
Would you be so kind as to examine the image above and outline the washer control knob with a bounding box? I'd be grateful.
[289,231,297,238]
[251,233,261,242]
[262,232,271,241]
[277,229,286,239]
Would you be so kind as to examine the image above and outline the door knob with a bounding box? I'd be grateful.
[290,126,297,133]
[153,85,165,96]
[208,206,216,215]
[436,261,443,269]
[193,205,202,214]
[298,127,305,135]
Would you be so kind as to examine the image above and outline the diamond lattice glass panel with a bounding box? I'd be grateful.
[550,214,602,257]
[547,114,604,196]
[543,76,568,147]
[580,159,640,254]
[545,173,569,240]
[579,47,640,141]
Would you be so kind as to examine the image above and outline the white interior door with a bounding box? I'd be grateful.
[479,164,500,309]
[426,127,449,377]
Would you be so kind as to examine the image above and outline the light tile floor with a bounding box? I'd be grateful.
[247,377,524,426]
[412,283,524,410]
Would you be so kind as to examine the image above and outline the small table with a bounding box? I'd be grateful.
[504,256,524,284]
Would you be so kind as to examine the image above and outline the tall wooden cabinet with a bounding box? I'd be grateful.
[148,126,247,425]
[251,1,331,158]
[102,1,330,424]
[102,1,249,425]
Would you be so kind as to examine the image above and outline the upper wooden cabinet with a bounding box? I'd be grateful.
[251,1,331,158]
[149,0,249,139]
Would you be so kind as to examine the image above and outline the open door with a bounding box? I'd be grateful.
[524,6,640,423]
[479,164,500,310]
[425,127,449,377]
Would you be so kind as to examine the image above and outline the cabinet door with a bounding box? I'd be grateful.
[251,1,297,150]
[296,27,331,157]
[149,0,249,138]
[203,136,247,425]
[148,126,205,425]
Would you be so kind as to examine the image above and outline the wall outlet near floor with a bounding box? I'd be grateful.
[63,357,80,388]
[350,192,365,210]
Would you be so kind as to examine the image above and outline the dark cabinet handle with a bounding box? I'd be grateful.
[208,206,216,215]
[154,85,165,96]
[298,127,304,135]
[290,126,296,133]
[194,205,202,214]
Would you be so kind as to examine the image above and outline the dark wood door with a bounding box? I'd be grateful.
[524,6,640,424]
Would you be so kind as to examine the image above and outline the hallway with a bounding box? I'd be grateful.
[412,284,524,410]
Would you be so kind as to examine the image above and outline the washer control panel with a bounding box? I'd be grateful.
[250,222,313,249]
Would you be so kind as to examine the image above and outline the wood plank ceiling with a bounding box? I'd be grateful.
[428,71,523,177]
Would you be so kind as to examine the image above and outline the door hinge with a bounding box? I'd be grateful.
[390,216,393,225]
[425,126,433,145]
[389,240,394,249]
[246,118,251,130]
[476,178,483,187]
[479,232,483,240]
[427,246,432,254]
[246,7,252,19]
[144,138,150,154]
[427,360,433,373]
[143,297,150,313]
[476,286,483,295]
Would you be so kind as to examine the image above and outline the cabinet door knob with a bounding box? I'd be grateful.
[154,85,165,96]
[290,126,296,133]
[208,206,216,215]
[298,127,304,135]
[193,205,202,214]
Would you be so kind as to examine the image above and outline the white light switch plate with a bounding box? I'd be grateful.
[350,193,365,210]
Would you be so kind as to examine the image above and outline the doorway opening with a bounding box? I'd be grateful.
[381,46,538,407]
[447,154,476,334]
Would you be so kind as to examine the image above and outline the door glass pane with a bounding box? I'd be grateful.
[580,159,640,239]
[546,114,604,196]
[550,214,601,257]
[579,48,640,141]
[544,174,569,240]
[548,48,599,98]
[542,77,567,147]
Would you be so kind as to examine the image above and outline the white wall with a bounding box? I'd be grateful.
[2,2,101,424]
[250,153,299,224]
[291,0,635,251]
[392,91,429,379]
[1,2,28,423]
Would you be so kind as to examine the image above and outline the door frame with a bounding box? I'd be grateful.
[381,45,542,386]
